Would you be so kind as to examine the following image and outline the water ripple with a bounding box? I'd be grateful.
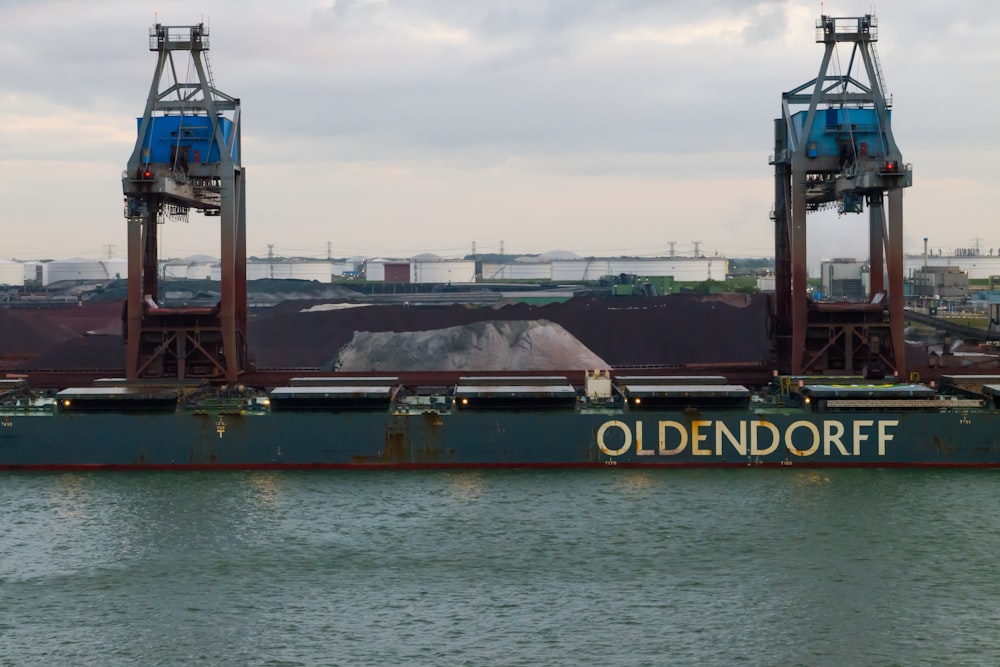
[1,469,998,665]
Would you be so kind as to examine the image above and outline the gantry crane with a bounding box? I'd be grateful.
[771,15,912,377]
[122,23,247,382]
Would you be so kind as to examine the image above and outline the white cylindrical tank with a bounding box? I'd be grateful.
[364,260,387,282]
[481,262,552,280]
[44,258,107,285]
[100,258,128,281]
[184,255,218,280]
[239,261,332,282]
[229,263,271,281]
[410,260,477,283]
[0,260,24,286]
[161,255,218,280]
[23,261,43,284]
[161,260,187,279]
[612,258,725,282]
[186,261,216,280]
[551,260,612,281]
[547,257,726,282]
[270,261,332,282]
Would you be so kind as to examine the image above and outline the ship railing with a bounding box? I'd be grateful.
[822,398,984,410]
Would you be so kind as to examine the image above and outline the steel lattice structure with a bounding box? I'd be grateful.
[771,15,912,377]
[123,23,248,382]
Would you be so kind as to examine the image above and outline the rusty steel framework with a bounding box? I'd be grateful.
[771,15,912,378]
[123,23,247,382]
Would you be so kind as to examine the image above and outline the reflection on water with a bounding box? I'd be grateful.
[1,469,998,666]
[245,471,282,508]
[445,470,485,502]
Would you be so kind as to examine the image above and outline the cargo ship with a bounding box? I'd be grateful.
[3,372,1000,469]
[4,15,994,471]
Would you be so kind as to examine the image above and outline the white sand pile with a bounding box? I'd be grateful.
[332,319,610,371]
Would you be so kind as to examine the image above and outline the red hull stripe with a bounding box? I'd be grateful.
[3,462,1000,471]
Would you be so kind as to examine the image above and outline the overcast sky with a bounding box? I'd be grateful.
[1,1,997,268]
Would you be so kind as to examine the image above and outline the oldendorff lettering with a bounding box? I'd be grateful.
[751,420,779,456]
[716,421,747,456]
[824,420,847,455]
[595,418,898,459]
[852,420,874,456]
[878,420,898,455]
[635,421,653,455]
[596,420,631,456]
[785,420,820,457]
[659,420,687,455]
[691,421,712,455]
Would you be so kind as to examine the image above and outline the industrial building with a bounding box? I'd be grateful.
[904,252,1000,281]
[228,259,333,282]
[19,257,129,286]
[482,255,726,283]
[13,247,1000,291]
[820,259,869,300]
[364,256,478,284]
[359,252,726,284]
[11,256,335,287]
[911,266,969,298]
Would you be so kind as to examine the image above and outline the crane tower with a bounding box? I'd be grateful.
[771,15,912,377]
[123,23,247,382]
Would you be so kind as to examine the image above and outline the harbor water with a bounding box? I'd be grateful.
[2,469,999,666]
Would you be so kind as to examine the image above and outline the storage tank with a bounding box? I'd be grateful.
[363,259,410,283]
[240,260,332,282]
[0,260,24,286]
[481,262,552,280]
[364,260,387,282]
[23,262,43,284]
[44,258,108,285]
[332,260,363,277]
[549,257,725,282]
[384,262,411,283]
[162,254,217,280]
[162,259,188,279]
[271,261,332,282]
[100,258,128,281]
[538,249,580,261]
[604,259,687,277]
[551,260,612,281]
[411,260,476,283]
[185,256,217,280]
[242,262,271,281]
[616,258,724,282]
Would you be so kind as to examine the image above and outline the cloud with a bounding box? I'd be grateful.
[0,1,997,261]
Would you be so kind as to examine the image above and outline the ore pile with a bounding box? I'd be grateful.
[5,294,775,371]
[0,301,123,370]
[333,320,611,372]
[250,294,773,369]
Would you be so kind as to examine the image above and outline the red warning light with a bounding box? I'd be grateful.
[143,169,152,178]
[884,160,898,172]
